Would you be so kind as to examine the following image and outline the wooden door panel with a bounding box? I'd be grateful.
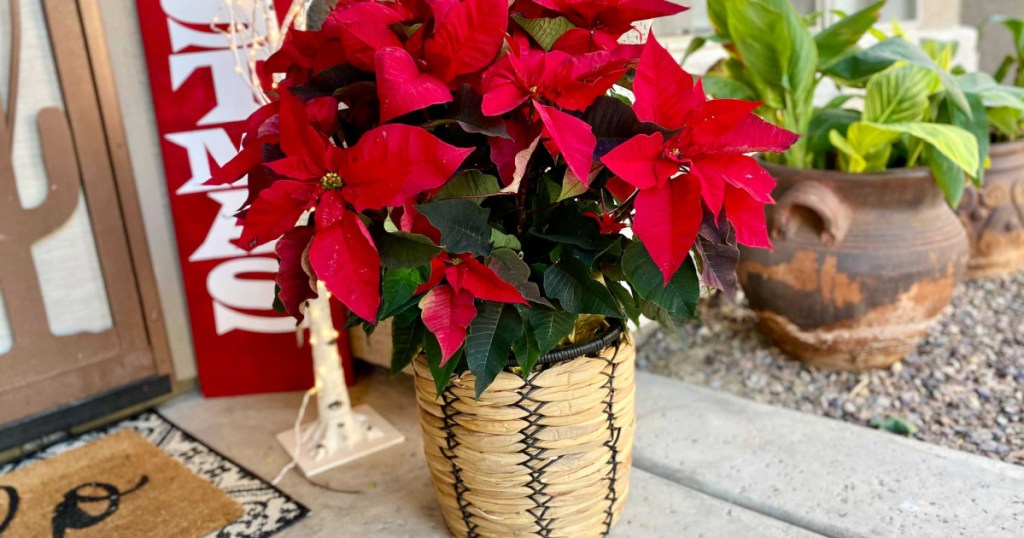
[0,0,172,434]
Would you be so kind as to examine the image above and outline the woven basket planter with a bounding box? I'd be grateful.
[413,325,635,538]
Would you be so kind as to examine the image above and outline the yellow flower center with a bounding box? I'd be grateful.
[321,172,343,190]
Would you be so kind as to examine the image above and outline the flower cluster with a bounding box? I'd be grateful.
[212,0,798,395]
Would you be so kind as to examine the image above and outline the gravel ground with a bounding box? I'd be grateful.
[637,270,1024,466]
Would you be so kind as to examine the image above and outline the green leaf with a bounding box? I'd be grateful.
[512,15,575,52]
[701,74,757,100]
[870,416,918,436]
[527,306,576,357]
[945,91,988,183]
[558,170,589,201]
[487,248,551,306]
[512,313,541,376]
[606,279,641,324]
[543,255,622,317]
[390,312,425,375]
[417,199,493,256]
[622,241,700,318]
[465,303,523,397]
[829,129,868,172]
[425,332,463,396]
[988,106,1024,140]
[491,228,522,250]
[815,1,883,68]
[433,170,501,203]
[807,108,858,155]
[375,231,442,269]
[724,0,817,97]
[379,267,424,319]
[443,84,510,138]
[859,121,979,177]
[928,147,966,208]
[863,65,933,124]
[823,38,970,115]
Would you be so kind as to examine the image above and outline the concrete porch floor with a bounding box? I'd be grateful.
[160,367,1024,537]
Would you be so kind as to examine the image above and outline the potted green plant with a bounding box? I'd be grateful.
[955,18,1024,278]
[211,0,797,535]
[705,0,980,370]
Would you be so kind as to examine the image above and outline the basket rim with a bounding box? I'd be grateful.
[504,319,624,369]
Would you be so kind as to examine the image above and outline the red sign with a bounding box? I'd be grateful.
[136,1,352,395]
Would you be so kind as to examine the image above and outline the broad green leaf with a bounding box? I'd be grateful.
[863,65,933,124]
[487,248,551,306]
[379,267,423,319]
[823,38,970,115]
[512,318,541,376]
[606,279,641,324]
[425,333,463,396]
[708,0,730,38]
[432,85,510,138]
[622,242,700,318]
[390,312,425,375]
[512,15,575,51]
[701,74,757,100]
[724,0,817,98]
[988,106,1024,140]
[417,199,493,256]
[860,121,979,177]
[944,91,988,182]
[543,255,622,317]
[843,122,896,172]
[815,0,884,68]
[375,231,442,268]
[526,306,576,357]
[558,170,589,201]
[807,108,858,155]
[829,129,868,173]
[491,228,522,250]
[928,147,966,208]
[465,303,523,397]
[433,170,501,202]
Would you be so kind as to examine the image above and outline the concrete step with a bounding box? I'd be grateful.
[160,370,817,537]
[633,371,1024,538]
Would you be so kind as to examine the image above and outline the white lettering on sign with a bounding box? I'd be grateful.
[170,50,260,126]
[161,3,289,335]
[190,189,276,262]
[208,257,294,335]
[165,128,244,196]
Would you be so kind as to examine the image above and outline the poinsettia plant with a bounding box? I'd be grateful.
[211,0,797,396]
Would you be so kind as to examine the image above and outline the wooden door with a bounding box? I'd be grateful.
[0,0,172,449]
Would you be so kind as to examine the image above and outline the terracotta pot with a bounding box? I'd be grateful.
[956,139,1024,279]
[738,163,969,370]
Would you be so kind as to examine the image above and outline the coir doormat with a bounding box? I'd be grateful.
[0,412,308,538]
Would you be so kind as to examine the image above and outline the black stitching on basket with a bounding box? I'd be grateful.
[506,320,623,369]
[513,383,555,536]
[600,342,622,536]
[440,387,479,538]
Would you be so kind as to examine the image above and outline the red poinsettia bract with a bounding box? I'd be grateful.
[362,0,509,121]
[600,36,798,284]
[231,93,471,321]
[532,0,687,53]
[416,253,528,363]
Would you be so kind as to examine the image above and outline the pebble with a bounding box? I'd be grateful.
[637,270,1024,467]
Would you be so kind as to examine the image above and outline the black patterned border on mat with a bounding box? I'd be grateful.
[0,411,309,538]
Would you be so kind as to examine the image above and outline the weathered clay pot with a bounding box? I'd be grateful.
[956,139,1024,279]
[738,163,969,371]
